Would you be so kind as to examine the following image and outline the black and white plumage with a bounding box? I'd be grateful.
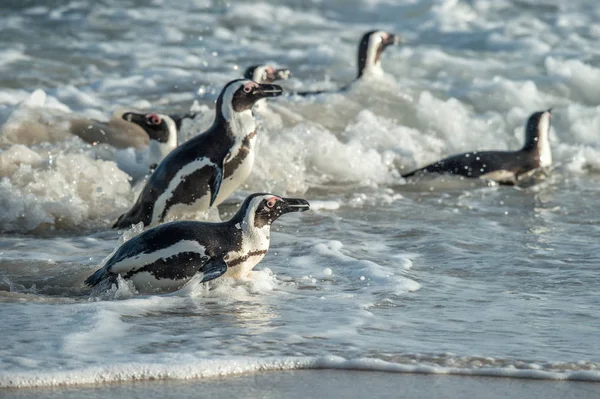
[295,30,400,96]
[402,110,553,184]
[164,65,292,132]
[113,79,283,229]
[86,193,310,293]
[115,112,179,181]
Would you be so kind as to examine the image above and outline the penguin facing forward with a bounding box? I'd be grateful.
[402,109,553,185]
[296,30,401,96]
[113,79,283,229]
[115,112,179,181]
[86,193,310,293]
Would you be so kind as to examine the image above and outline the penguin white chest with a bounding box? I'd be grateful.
[214,133,257,206]
[224,224,270,279]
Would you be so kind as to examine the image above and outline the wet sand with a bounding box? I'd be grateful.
[3,370,599,399]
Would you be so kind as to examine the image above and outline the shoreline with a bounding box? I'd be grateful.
[3,370,600,399]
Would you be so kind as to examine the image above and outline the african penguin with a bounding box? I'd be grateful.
[86,193,310,293]
[295,30,400,96]
[113,79,283,229]
[115,112,179,182]
[402,109,553,185]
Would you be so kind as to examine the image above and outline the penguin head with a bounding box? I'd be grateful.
[357,30,401,78]
[523,109,552,167]
[238,193,310,229]
[243,65,292,84]
[122,112,177,145]
[217,79,284,121]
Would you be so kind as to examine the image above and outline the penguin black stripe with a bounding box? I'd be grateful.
[123,251,210,281]
[227,250,268,267]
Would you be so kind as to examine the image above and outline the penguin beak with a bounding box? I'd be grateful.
[122,112,145,126]
[280,197,310,214]
[253,83,283,99]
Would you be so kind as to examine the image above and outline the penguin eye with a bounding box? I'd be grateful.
[146,114,162,125]
[243,86,253,94]
[266,198,277,208]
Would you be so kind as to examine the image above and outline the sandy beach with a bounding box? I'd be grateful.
[4,370,600,399]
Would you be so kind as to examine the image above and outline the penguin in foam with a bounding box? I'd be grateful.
[114,112,179,183]
[87,193,310,293]
[294,30,401,96]
[402,110,553,185]
[113,79,283,229]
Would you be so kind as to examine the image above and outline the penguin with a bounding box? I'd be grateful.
[86,193,310,293]
[113,79,283,229]
[114,112,179,182]
[295,30,401,96]
[401,110,553,185]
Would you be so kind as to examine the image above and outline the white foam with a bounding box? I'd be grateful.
[545,57,600,104]
[2,354,600,388]
[295,240,421,295]
[0,150,132,232]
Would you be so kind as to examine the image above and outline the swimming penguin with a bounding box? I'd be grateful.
[114,112,179,182]
[86,193,310,293]
[295,30,400,96]
[402,110,553,185]
[113,79,283,229]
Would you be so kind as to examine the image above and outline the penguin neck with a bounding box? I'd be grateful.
[217,105,256,140]
[148,122,177,165]
[357,40,384,79]
[521,116,552,168]
[242,219,271,250]
[357,60,384,79]
[230,211,272,252]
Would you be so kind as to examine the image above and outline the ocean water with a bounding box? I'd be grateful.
[1,0,600,389]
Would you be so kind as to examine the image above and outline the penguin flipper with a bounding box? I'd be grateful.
[208,164,224,207]
[200,258,228,283]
